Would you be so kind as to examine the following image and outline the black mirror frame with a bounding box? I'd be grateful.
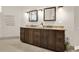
[29,10,38,22]
[44,7,56,21]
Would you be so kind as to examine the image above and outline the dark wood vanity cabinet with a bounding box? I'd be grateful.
[47,30,56,50]
[40,29,48,48]
[56,30,65,51]
[24,29,29,43]
[28,29,34,44]
[20,27,65,52]
[33,29,41,46]
[20,28,25,42]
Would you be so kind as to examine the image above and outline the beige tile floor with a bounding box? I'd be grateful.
[0,38,51,52]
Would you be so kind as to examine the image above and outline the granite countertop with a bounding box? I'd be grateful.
[21,25,65,30]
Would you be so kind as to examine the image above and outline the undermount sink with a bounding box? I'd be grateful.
[43,25,64,28]
[30,25,38,27]
[43,26,53,28]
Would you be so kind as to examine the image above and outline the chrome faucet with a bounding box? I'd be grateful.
[41,22,43,26]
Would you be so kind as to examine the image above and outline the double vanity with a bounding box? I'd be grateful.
[20,26,65,52]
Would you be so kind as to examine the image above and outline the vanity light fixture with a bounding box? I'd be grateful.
[58,6,63,8]
[24,12,29,17]
[38,9,43,13]
[38,9,43,18]
[24,12,29,20]
[39,9,42,11]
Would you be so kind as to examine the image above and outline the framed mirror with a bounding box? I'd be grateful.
[29,10,38,22]
[44,7,56,21]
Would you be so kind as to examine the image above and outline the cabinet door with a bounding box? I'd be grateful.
[20,28,25,42]
[33,29,41,46]
[40,29,48,48]
[47,30,56,50]
[25,29,29,43]
[29,29,34,44]
[56,30,65,52]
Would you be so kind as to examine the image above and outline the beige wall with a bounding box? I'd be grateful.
[74,6,79,46]
[1,6,22,37]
